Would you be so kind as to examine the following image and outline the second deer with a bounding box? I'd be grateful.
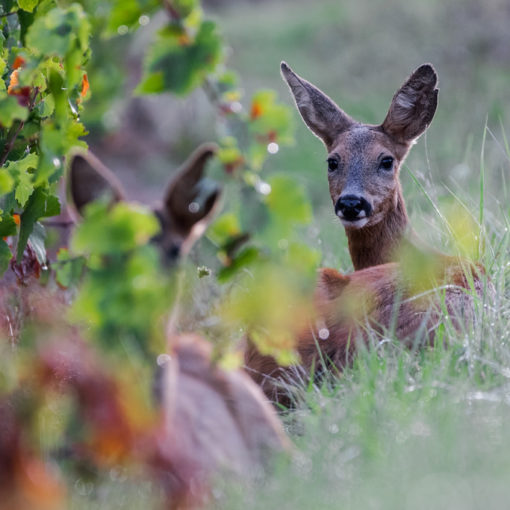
[65,146,290,507]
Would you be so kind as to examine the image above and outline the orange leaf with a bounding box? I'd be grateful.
[178,33,191,46]
[7,70,19,95]
[250,101,263,120]
[13,56,25,70]
[80,73,89,98]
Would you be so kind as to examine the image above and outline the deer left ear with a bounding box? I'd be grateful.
[162,143,221,243]
[67,150,126,220]
[381,64,438,143]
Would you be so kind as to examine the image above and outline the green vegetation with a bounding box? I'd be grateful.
[1,0,510,508]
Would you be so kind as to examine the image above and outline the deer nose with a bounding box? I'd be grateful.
[335,195,372,221]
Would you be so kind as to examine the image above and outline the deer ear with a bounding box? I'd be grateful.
[162,143,221,240]
[316,268,350,302]
[68,151,126,219]
[381,64,438,143]
[281,62,353,149]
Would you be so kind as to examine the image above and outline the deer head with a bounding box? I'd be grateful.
[281,62,438,231]
[68,144,221,263]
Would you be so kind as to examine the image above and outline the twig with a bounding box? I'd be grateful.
[161,0,182,21]
[0,10,18,18]
[41,219,75,228]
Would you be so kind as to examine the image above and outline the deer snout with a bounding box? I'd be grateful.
[335,195,372,222]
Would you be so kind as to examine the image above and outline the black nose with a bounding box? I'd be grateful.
[335,195,372,221]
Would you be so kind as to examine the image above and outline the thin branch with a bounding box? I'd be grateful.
[0,122,25,167]
[0,10,18,18]
[161,0,182,21]
[41,219,75,228]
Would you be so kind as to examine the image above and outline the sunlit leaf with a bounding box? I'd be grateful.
[17,0,38,13]
[5,152,38,207]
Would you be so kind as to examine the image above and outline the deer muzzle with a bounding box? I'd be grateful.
[335,195,372,224]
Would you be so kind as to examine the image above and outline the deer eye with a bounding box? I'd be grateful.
[327,158,339,172]
[380,156,394,171]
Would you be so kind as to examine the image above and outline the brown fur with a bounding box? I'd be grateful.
[157,334,290,508]
[245,258,486,405]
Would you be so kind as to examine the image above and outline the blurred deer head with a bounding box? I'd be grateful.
[68,143,221,263]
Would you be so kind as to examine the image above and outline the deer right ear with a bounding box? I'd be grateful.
[280,62,353,149]
[68,151,126,219]
[381,64,438,143]
[161,144,221,255]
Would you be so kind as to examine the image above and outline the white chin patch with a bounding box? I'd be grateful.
[339,217,369,229]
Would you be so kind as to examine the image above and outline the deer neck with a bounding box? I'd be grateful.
[346,186,409,271]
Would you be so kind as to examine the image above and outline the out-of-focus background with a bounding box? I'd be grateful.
[84,0,510,269]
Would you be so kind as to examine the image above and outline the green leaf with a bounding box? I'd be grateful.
[286,241,321,275]
[27,221,46,264]
[5,153,38,207]
[17,187,60,262]
[208,213,241,246]
[136,20,222,96]
[17,0,38,13]
[0,215,17,237]
[0,95,28,128]
[0,171,14,195]
[106,0,160,35]
[172,0,198,18]
[249,89,294,144]
[25,4,90,59]
[0,240,11,276]
[217,246,259,282]
[36,119,87,185]
[55,248,85,288]
[71,201,161,256]
[265,174,312,226]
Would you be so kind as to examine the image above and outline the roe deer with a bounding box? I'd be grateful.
[67,145,290,507]
[244,63,489,405]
